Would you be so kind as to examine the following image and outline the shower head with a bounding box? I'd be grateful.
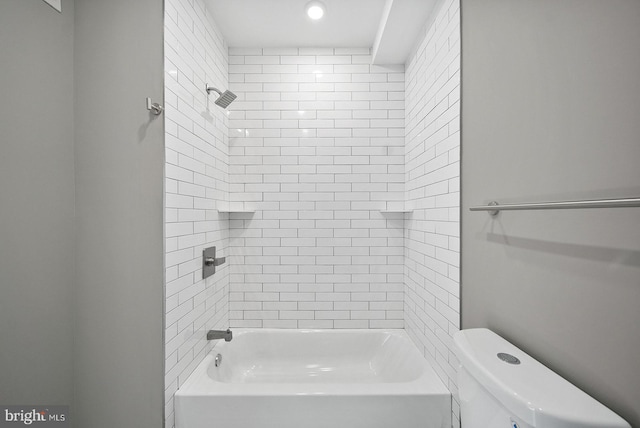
[206,84,237,109]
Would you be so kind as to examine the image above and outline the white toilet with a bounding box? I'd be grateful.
[453,328,631,428]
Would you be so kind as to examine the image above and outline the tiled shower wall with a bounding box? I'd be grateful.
[164,1,230,426]
[403,0,461,426]
[163,1,461,425]
[227,48,406,328]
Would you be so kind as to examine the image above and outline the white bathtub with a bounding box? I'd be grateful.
[175,329,451,428]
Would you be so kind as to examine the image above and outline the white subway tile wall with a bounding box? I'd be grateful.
[227,49,406,329]
[404,0,461,426]
[163,1,461,426]
[164,1,230,427]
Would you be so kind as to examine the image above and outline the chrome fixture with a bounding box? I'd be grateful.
[203,246,226,279]
[497,352,521,365]
[207,329,233,342]
[470,197,640,216]
[214,353,223,367]
[205,84,237,108]
[146,97,163,115]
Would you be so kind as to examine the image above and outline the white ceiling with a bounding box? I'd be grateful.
[208,0,438,64]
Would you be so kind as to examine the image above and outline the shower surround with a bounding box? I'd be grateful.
[164,0,460,427]
[227,47,406,329]
[164,1,231,426]
[404,0,461,423]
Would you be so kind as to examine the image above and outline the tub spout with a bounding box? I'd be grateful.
[207,328,232,342]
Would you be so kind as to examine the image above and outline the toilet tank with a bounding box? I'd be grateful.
[453,329,631,428]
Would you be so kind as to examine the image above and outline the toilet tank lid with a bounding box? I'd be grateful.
[453,329,630,428]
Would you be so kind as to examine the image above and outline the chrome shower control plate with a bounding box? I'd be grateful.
[203,246,218,279]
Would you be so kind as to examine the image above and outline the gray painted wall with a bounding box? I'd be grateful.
[0,0,75,406]
[461,1,640,426]
[74,0,165,426]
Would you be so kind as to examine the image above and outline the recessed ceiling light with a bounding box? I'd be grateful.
[306,1,325,20]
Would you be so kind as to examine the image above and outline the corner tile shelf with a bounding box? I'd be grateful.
[216,209,256,213]
[379,205,413,213]
[216,203,255,214]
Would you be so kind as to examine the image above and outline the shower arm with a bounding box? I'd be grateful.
[205,85,222,96]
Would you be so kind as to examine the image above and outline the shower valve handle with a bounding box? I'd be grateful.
[204,257,225,267]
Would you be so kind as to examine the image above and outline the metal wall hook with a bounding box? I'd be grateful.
[146,97,164,115]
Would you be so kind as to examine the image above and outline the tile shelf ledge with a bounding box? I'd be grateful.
[216,203,256,214]
[216,209,256,213]
[379,208,413,213]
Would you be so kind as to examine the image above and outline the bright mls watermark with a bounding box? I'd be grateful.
[0,406,68,427]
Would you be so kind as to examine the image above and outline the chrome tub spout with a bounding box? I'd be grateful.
[207,329,233,342]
